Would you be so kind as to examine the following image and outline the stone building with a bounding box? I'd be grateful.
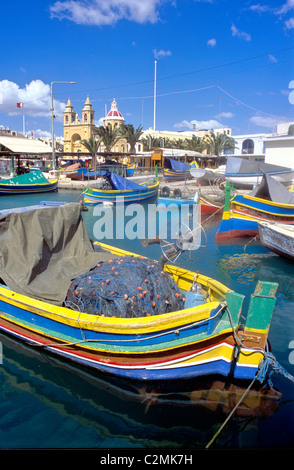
[102,99,127,153]
[63,96,95,153]
[63,97,128,154]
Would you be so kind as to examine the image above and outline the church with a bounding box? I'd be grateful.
[63,97,127,153]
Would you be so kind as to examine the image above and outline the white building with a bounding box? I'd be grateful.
[227,133,271,161]
[264,122,294,168]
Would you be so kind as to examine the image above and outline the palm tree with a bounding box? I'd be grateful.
[204,131,236,156]
[81,136,102,168]
[141,136,162,151]
[185,135,204,153]
[94,126,122,152]
[119,124,143,154]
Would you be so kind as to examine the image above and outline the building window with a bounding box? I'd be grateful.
[242,139,254,154]
[84,114,87,122]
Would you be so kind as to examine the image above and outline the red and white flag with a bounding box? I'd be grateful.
[16,102,23,108]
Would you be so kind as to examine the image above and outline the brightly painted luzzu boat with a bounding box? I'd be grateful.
[163,158,198,181]
[0,202,278,383]
[0,170,58,195]
[216,175,294,240]
[83,171,159,205]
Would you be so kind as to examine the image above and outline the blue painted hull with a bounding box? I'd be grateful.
[83,181,159,205]
[217,193,294,239]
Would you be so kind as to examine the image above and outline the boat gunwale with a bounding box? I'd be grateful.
[85,180,159,196]
[234,193,294,210]
[0,242,230,334]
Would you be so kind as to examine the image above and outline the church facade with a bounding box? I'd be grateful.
[63,97,127,154]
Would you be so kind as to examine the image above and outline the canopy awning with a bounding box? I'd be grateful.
[0,136,58,154]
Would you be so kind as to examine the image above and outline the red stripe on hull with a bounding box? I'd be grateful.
[0,316,235,370]
[215,229,258,240]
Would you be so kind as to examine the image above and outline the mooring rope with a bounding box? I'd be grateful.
[205,305,294,449]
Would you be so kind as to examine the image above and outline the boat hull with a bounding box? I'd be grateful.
[258,222,294,261]
[0,237,277,383]
[125,163,135,177]
[216,193,294,239]
[83,181,159,205]
[0,315,261,381]
[163,169,194,181]
[0,179,58,195]
[226,171,294,187]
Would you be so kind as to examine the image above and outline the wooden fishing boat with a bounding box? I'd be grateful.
[125,162,135,177]
[83,171,159,205]
[258,221,294,261]
[59,162,81,179]
[0,201,278,383]
[0,170,58,195]
[216,175,294,240]
[224,156,294,188]
[163,158,198,181]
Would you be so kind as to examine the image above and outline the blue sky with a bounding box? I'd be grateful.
[1,0,294,139]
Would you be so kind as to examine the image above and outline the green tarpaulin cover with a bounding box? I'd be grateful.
[0,202,112,304]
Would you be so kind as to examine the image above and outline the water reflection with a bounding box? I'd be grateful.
[0,333,281,449]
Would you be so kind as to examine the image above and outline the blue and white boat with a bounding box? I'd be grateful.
[83,171,159,205]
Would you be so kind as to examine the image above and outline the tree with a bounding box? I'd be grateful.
[94,126,122,152]
[119,124,143,154]
[81,136,102,169]
[185,135,204,153]
[141,136,162,150]
[203,131,236,156]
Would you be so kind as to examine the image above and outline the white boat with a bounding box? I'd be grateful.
[258,221,294,261]
[224,157,294,187]
[189,166,225,182]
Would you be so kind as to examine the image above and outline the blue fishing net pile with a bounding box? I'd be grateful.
[65,256,185,318]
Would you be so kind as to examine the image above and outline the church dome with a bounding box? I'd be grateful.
[103,99,124,121]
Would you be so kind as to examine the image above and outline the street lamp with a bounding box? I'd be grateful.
[51,81,76,172]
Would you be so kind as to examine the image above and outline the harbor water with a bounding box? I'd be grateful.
[0,189,294,450]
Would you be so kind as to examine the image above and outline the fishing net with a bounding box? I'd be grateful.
[65,256,185,318]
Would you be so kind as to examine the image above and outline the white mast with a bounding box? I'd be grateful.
[153,60,157,131]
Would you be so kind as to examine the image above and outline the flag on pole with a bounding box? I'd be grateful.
[16,102,23,108]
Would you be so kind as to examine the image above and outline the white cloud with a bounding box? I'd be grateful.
[285,16,294,28]
[268,54,278,63]
[174,119,224,130]
[215,112,234,119]
[50,0,165,25]
[249,4,272,13]
[249,114,289,129]
[153,49,172,59]
[207,38,216,47]
[31,129,52,139]
[0,79,66,120]
[277,0,294,14]
[231,23,251,41]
